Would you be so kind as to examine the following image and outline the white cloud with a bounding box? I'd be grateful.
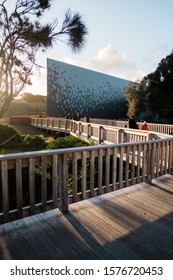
[63,44,132,76]
[63,45,150,83]
[89,44,129,71]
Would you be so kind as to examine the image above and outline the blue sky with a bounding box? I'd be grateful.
[24,0,173,95]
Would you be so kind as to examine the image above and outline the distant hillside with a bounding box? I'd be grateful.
[3,94,47,117]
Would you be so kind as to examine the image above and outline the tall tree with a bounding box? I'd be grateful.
[140,50,173,122]
[0,0,88,118]
[125,81,144,117]
[125,50,173,123]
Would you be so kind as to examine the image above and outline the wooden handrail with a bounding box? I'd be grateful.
[0,117,173,224]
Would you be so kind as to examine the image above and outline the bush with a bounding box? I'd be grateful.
[46,135,89,149]
[23,134,46,149]
[0,125,47,152]
[0,125,91,154]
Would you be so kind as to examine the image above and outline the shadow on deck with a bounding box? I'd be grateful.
[0,174,173,260]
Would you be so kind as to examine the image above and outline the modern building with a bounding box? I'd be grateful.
[47,58,130,119]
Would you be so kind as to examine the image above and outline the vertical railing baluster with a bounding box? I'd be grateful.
[131,145,135,185]
[112,147,117,190]
[119,146,124,188]
[90,150,95,197]
[72,152,78,202]
[62,153,68,211]
[1,160,9,223]
[151,142,156,179]
[105,148,110,192]
[125,145,130,187]
[16,158,23,219]
[29,157,35,215]
[136,144,141,183]
[81,151,87,200]
[98,149,103,194]
[41,155,47,212]
[52,154,58,208]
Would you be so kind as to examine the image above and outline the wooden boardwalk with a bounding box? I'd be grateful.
[0,174,173,260]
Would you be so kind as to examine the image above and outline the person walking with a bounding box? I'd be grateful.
[129,115,137,129]
[141,121,149,130]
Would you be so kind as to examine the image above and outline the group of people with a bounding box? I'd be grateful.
[128,115,149,130]
[66,112,80,121]
[66,112,90,123]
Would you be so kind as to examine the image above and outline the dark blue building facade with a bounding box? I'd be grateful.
[47,59,130,119]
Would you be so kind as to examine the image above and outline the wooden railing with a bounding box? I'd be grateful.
[31,117,172,144]
[90,119,173,135]
[0,118,173,224]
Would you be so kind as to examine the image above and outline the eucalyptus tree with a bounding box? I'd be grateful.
[0,0,88,118]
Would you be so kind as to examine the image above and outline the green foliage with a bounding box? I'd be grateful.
[0,124,47,152]
[0,124,23,146]
[141,51,173,123]
[0,125,92,153]
[23,134,46,149]
[125,82,143,117]
[127,50,173,123]
[46,135,90,149]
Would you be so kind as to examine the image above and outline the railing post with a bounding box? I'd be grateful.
[1,161,9,223]
[74,121,77,133]
[58,119,61,129]
[52,119,54,128]
[87,124,91,139]
[98,126,103,144]
[146,143,152,183]
[70,120,73,131]
[65,119,69,131]
[78,122,82,135]
[58,154,68,212]
[118,128,123,143]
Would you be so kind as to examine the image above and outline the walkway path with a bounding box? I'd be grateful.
[0,174,173,260]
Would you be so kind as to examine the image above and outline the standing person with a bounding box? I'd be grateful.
[84,113,87,122]
[141,121,149,130]
[84,112,90,122]
[129,115,137,129]
[76,112,80,121]
[86,112,90,122]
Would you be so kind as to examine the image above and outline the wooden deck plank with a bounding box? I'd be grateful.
[84,193,172,259]
[0,174,172,260]
[104,188,173,258]
[51,210,117,259]
[80,199,163,259]
[69,202,140,259]
[2,221,36,259]
[106,190,173,240]
[57,210,115,259]
[24,215,67,260]
[71,200,158,259]
[36,210,99,260]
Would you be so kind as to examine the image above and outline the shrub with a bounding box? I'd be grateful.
[23,134,46,149]
[46,135,89,149]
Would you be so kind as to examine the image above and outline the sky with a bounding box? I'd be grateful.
[24,0,173,95]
